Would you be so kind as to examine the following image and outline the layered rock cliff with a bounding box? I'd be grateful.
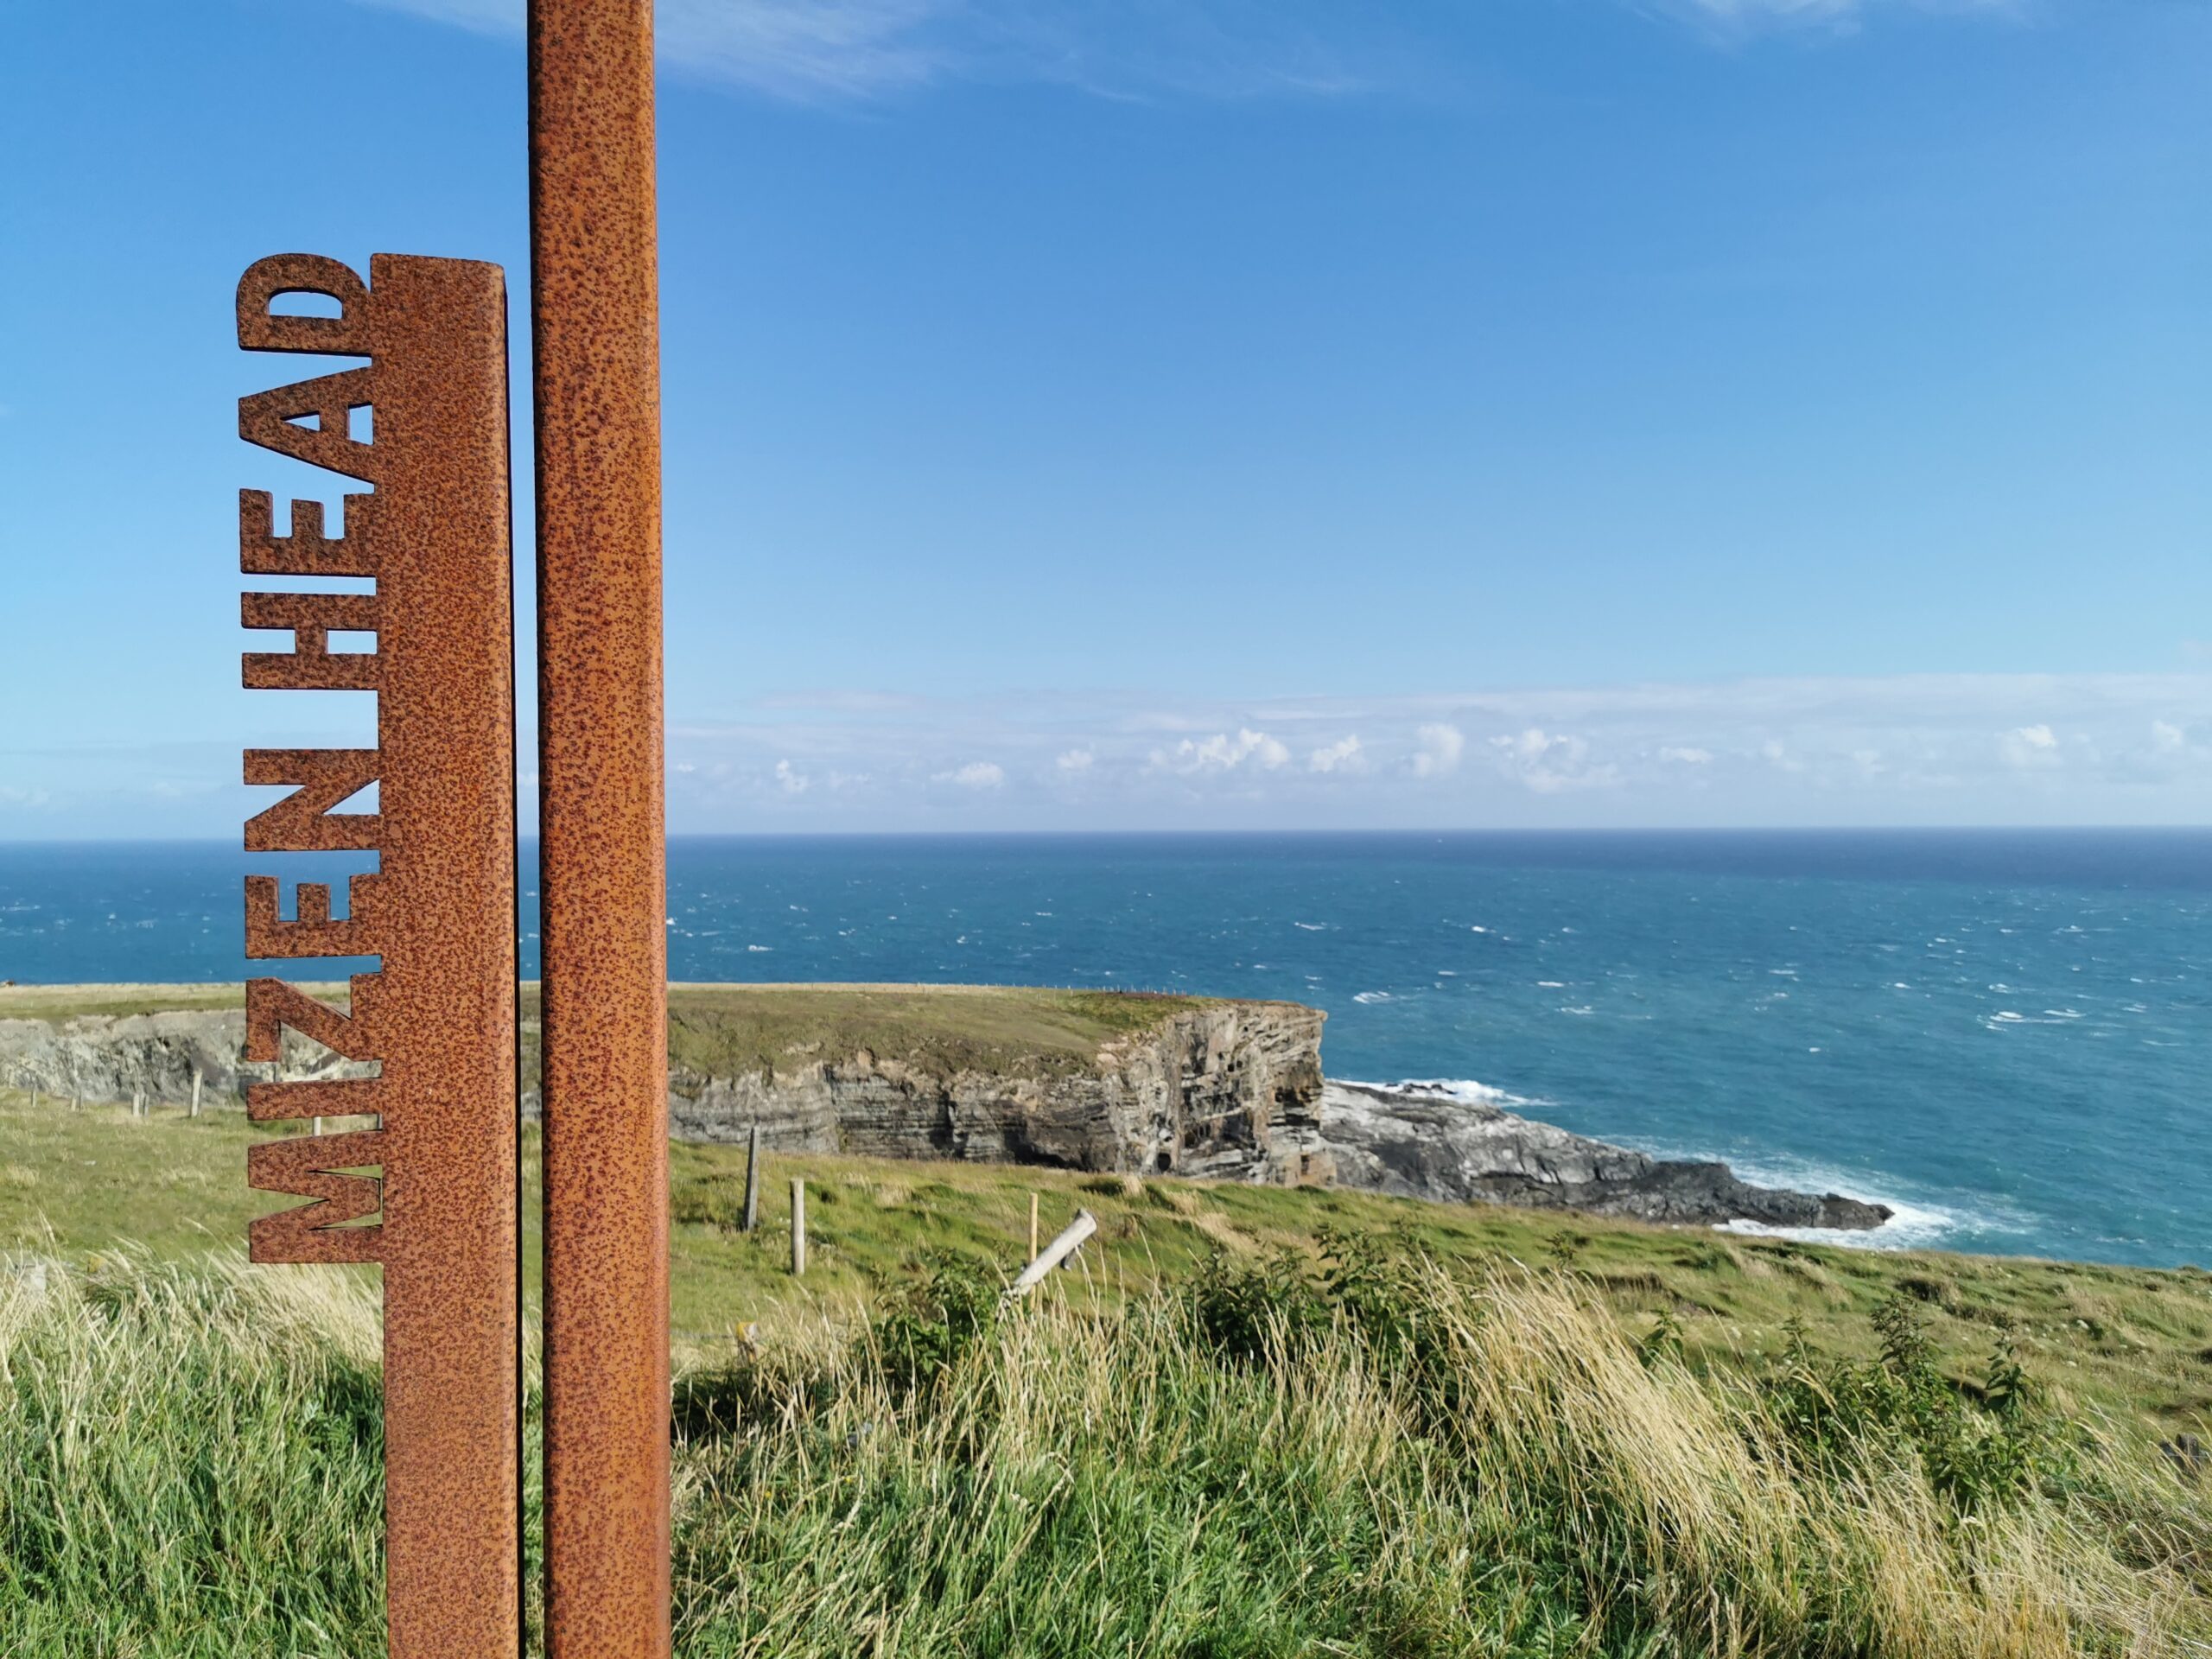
[640,998,1327,1182]
[0,986,1890,1230]
[0,1006,365,1103]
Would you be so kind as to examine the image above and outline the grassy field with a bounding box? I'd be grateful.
[3,1011,2210,1656]
[2,1084,2208,1426]
[3,1224,2207,1656]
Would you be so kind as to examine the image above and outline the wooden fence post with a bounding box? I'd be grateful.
[1029,1192,1039,1263]
[790,1179,806,1276]
[742,1125,760,1232]
[191,1071,202,1118]
[1005,1211,1098,1302]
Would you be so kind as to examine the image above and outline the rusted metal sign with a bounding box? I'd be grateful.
[239,252,520,1658]
[530,3,674,1654]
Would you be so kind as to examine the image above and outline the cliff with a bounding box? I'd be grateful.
[0,983,1888,1229]
[613,986,1327,1181]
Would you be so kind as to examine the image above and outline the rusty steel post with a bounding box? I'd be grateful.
[238,252,520,1657]
[528,3,672,1656]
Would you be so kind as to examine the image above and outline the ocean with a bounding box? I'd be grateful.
[2,830,2205,1268]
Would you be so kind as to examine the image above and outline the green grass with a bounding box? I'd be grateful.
[0,982,317,1021]
[0,979,1218,1092]
[4,1007,2210,1656]
[3,1085,2209,1429]
[570,982,1215,1090]
[3,1243,2206,1656]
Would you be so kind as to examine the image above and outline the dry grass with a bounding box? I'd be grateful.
[3,1249,2203,1656]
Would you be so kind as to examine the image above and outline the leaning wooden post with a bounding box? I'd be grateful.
[1006,1211,1098,1302]
[531,2,671,1653]
[791,1179,807,1276]
[742,1124,761,1231]
[190,1070,202,1118]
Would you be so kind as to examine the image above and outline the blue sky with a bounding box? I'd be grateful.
[1,0,2207,836]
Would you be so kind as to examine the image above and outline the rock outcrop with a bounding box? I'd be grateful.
[1317,1081,1892,1230]
[0,1008,366,1104]
[651,999,1327,1181]
[0,989,1892,1230]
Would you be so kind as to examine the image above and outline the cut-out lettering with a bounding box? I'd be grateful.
[239,250,519,1649]
[239,366,378,481]
[245,974,378,1062]
[244,874,382,958]
[236,253,372,356]
[239,491,380,579]
[247,1077,385,1123]
[244,750,381,851]
[242,591,381,690]
[247,1129,385,1264]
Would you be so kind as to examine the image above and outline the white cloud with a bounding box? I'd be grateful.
[346,0,1376,102]
[1151,728,1290,775]
[1409,722,1464,779]
[1490,728,1618,795]
[936,760,1006,789]
[1307,735,1363,774]
[2000,723,2060,769]
[625,671,2212,833]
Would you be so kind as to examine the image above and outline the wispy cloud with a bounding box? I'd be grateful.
[22,673,2208,837]
[346,0,1382,101]
[644,671,2212,830]
[934,760,1006,789]
[1639,0,2020,41]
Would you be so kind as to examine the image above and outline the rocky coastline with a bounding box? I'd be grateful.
[0,986,1892,1234]
[1315,1080,1891,1230]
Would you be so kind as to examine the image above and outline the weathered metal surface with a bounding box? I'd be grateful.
[528,3,672,1655]
[239,251,521,1658]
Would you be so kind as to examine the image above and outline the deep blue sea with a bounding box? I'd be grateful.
[3,831,2205,1268]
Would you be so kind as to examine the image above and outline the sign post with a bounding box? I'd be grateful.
[241,5,671,1653]
[529,3,674,1657]
[238,251,522,1658]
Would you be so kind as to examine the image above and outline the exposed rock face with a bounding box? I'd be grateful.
[651,1000,1328,1181]
[0,1010,367,1105]
[0,994,1892,1230]
[0,999,1326,1183]
[1318,1081,1893,1230]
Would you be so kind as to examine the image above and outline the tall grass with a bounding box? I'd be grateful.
[0,1252,385,1656]
[2,1248,2204,1656]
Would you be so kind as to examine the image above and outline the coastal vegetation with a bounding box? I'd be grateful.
[3,1080,2209,1654]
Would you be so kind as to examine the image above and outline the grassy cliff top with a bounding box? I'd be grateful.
[563,983,1224,1084]
[0,982,323,1021]
[0,982,1237,1084]
[1,1082,2205,1431]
